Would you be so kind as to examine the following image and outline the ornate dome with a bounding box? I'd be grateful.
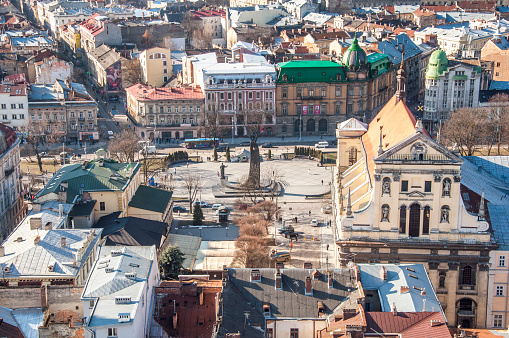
[342,37,367,71]
[425,49,448,79]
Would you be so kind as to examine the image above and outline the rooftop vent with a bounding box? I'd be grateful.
[250,269,261,282]
[16,237,23,242]
[48,265,54,272]
[400,285,409,293]
[61,237,66,248]
[317,301,325,317]
[105,267,115,273]
[430,319,442,327]
[115,297,131,304]
[118,313,131,323]
[125,272,137,280]
[3,265,10,273]
[275,270,282,290]
[263,302,271,318]
[111,249,123,257]
[30,217,42,230]
[305,276,313,295]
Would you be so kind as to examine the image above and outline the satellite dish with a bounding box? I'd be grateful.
[347,261,355,269]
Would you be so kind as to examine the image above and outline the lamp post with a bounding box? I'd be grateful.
[299,113,302,141]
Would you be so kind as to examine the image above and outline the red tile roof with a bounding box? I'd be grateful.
[422,4,457,11]
[191,10,226,19]
[80,14,106,36]
[394,28,415,38]
[456,0,495,11]
[3,73,27,84]
[362,96,418,179]
[0,123,18,152]
[0,84,27,96]
[366,312,451,338]
[126,84,204,101]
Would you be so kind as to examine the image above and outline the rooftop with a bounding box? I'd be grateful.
[377,33,423,65]
[36,160,140,203]
[128,185,172,213]
[0,306,43,338]
[81,246,156,327]
[0,201,102,279]
[125,84,204,101]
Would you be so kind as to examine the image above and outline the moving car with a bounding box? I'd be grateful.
[216,145,227,152]
[321,206,332,214]
[270,251,291,263]
[193,201,209,208]
[173,206,186,212]
[311,219,319,227]
[315,141,329,149]
[212,203,223,210]
[239,141,251,146]
[261,143,274,148]
[278,226,295,234]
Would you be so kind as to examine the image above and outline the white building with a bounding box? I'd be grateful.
[81,246,159,338]
[423,49,481,132]
[0,84,28,132]
[0,124,25,240]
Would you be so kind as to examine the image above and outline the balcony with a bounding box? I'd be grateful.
[4,167,14,177]
[298,95,324,100]
[204,82,275,89]
[78,117,85,121]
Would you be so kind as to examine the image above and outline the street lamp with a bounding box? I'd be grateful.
[299,113,302,141]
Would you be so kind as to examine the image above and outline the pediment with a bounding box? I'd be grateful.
[407,190,427,198]
[374,132,463,164]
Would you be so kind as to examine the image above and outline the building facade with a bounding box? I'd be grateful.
[79,14,122,53]
[139,47,172,88]
[126,84,204,141]
[423,49,481,134]
[203,60,277,138]
[276,39,394,137]
[28,81,99,142]
[333,72,495,328]
[481,35,509,82]
[0,124,25,241]
[0,84,28,132]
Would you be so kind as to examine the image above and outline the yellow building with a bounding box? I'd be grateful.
[140,47,172,88]
[36,159,142,223]
[332,70,495,328]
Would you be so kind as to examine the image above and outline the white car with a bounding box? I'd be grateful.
[193,201,209,208]
[311,219,318,227]
[107,130,114,136]
[212,203,223,210]
[315,141,329,149]
[321,206,332,214]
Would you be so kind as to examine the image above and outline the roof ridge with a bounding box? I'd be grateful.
[399,312,439,333]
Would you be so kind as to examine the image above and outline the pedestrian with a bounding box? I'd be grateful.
[308,169,310,175]
[308,210,311,216]
[282,135,284,141]
[187,162,189,168]
[217,171,219,177]
[321,180,324,185]
[174,168,177,174]
[178,211,181,216]
[326,244,329,250]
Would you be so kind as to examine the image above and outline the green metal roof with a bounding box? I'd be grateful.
[37,160,141,203]
[426,49,449,79]
[277,60,346,83]
[128,185,172,213]
[342,37,367,70]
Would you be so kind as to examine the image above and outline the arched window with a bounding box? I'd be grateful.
[239,104,242,111]
[423,206,430,234]
[399,206,407,234]
[318,118,327,132]
[307,119,315,132]
[409,204,421,237]
[440,206,450,223]
[461,266,473,285]
[220,103,225,111]
[228,103,232,110]
[439,271,446,288]
[382,177,391,196]
[442,178,451,197]
[381,204,390,222]
[348,147,357,166]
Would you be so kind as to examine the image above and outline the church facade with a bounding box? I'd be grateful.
[332,65,495,328]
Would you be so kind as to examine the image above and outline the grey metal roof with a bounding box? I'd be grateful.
[358,264,444,317]
[227,268,354,318]
[162,233,201,270]
[377,34,422,66]
[0,306,43,338]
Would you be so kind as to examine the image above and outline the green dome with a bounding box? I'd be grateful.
[342,37,367,71]
[426,49,448,79]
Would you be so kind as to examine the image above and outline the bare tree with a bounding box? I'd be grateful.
[487,93,509,155]
[142,29,154,49]
[241,110,266,188]
[182,172,202,212]
[123,59,141,88]
[107,129,140,162]
[181,13,213,48]
[441,108,488,156]
[24,118,65,172]
[232,235,271,268]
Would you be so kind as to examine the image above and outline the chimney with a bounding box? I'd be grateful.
[392,302,397,316]
[250,269,261,282]
[222,265,228,281]
[263,302,271,317]
[343,308,357,320]
[0,246,4,257]
[423,298,426,311]
[59,204,63,217]
[328,272,333,289]
[317,301,325,317]
[34,235,40,245]
[32,203,41,212]
[305,276,313,295]
[382,266,387,280]
[421,289,426,296]
[400,286,409,293]
[30,217,42,230]
[275,270,282,289]
[61,237,66,248]
[303,262,312,269]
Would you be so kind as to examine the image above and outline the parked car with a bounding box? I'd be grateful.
[270,251,291,263]
[329,139,338,146]
[239,141,251,146]
[278,226,295,234]
[315,141,329,149]
[216,145,227,152]
[193,201,209,208]
[212,203,223,210]
[261,143,274,148]
[311,219,319,227]
[321,206,332,214]
[107,130,114,136]
[283,232,299,241]
[173,206,186,212]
